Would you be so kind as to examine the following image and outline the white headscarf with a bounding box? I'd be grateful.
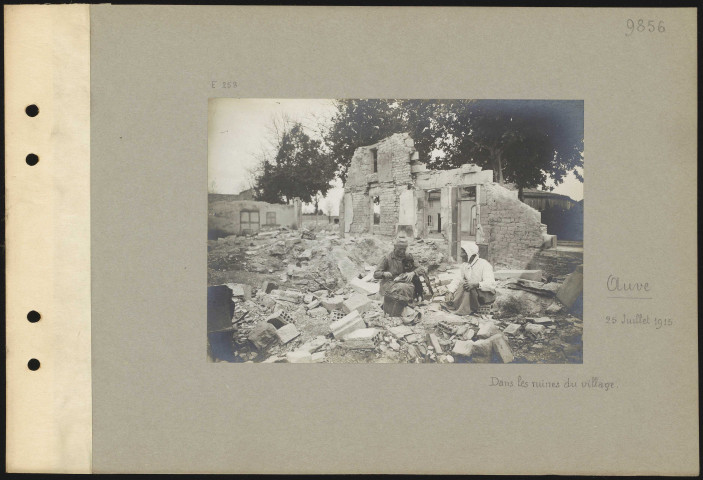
[460,241,479,265]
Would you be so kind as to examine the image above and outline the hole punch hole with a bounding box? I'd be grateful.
[28,359,41,371]
[27,310,41,323]
[25,104,39,117]
[26,154,39,166]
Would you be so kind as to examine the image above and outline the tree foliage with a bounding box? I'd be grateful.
[322,99,584,193]
[253,119,336,205]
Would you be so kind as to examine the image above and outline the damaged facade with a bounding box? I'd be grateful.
[209,195,303,238]
[339,133,552,270]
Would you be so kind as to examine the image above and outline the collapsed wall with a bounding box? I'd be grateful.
[340,133,416,236]
[480,183,544,270]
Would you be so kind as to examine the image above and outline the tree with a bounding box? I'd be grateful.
[425,100,584,196]
[322,99,584,193]
[253,119,337,204]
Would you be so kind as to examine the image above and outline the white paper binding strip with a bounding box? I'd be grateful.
[5,5,91,473]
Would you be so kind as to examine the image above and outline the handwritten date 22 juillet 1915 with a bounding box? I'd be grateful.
[626,19,665,36]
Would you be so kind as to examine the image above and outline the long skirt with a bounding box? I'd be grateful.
[443,288,495,315]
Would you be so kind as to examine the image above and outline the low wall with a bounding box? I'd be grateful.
[208,195,302,238]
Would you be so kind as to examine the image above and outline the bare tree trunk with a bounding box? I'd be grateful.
[496,153,504,184]
[518,186,524,201]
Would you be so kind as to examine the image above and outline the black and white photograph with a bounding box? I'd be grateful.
[207,99,584,364]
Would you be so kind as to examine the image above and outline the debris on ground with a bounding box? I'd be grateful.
[207,228,583,363]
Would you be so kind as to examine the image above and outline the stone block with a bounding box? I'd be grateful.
[266,310,291,329]
[494,270,543,281]
[477,321,500,339]
[308,306,329,318]
[321,296,345,311]
[428,333,443,353]
[470,338,494,363]
[533,317,555,325]
[298,249,312,260]
[557,266,583,309]
[286,350,312,363]
[465,328,476,340]
[342,294,374,315]
[261,296,276,309]
[272,289,305,303]
[311,351,326,363]
[349,277,380,296]
[503,323,521,335]
[489,334,514,363]
[388,325,414,338]
[405,333,422,343]
[525,323,547,336]
[343,328,380,349]
[299,336,329,353]
[306,299,321,310]
[330,310,366,339]
[248,322,279,351]
[452,340,474,357]
[275,323,301,344]
[546,302,563,314]
[224,283,247,298]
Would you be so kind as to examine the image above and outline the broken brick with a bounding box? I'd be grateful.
[489,334,515,363]
[275,323,301,344]
[321,295,345,311]
[533,317,555,325]
[248,322,279,351]
[299,336,328,353]
[493,270,543,281]
[503,323,521,335]
[343,328,380,349]
[308,306,328,318]
[342,294,374,315]
[271,290,305,303]
[261,281,278,294]
[428,333,443,353]
[405,333,421,343]
[525,323,547,336]
[266,310,292,329]
[388,325,414,338]
[452,340,474,357]
[477,321,500,339]
[286,350,312,363]
[329,310,366,339]
[349,277,380,296]
[470,338,494,363]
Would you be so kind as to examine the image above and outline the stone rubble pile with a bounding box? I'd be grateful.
[207,229,583,364]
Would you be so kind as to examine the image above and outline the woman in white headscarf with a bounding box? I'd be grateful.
[442,241,496,315]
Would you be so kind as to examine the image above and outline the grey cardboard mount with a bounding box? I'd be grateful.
[87,6,697,475]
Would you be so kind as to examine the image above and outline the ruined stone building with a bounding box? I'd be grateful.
[339,133,553,270]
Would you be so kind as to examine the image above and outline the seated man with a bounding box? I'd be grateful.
[374,233,426,304]
[443,241,496,315]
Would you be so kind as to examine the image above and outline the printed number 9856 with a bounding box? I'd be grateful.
[626,19,665,36]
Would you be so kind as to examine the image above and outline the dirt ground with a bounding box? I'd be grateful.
[207,223,583,364]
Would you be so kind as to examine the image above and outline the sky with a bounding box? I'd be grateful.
[208,98,584,215]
